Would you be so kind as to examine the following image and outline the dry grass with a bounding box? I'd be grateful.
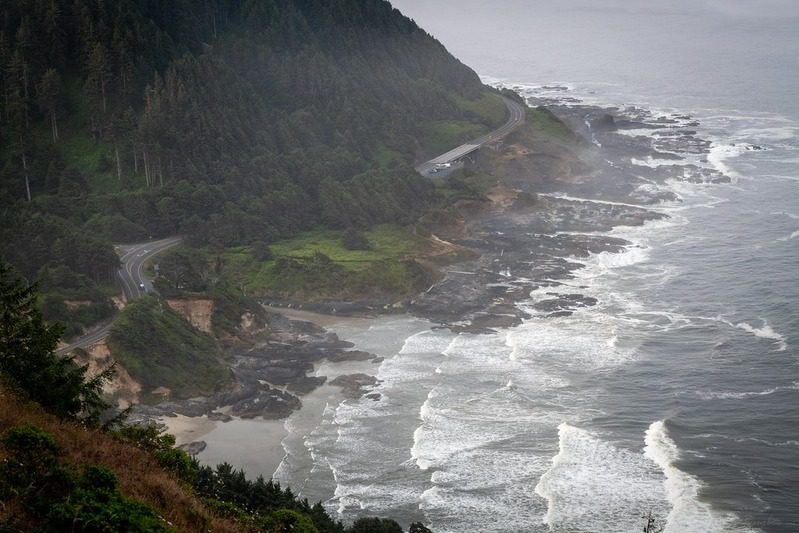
[0,382,247,532]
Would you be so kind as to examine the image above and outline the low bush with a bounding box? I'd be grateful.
[0,425,173,532]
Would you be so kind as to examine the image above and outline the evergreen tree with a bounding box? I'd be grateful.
[37,68,62,143]
[0,261,114,425]
[84,41,112,116]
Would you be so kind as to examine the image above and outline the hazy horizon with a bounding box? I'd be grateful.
[392,0,799,116]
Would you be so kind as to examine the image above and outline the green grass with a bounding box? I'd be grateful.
[434,170,499,202]
[57,75,115,193]
[477,106,580,175]
[270,225,420,265]
[524,107,580,143]
[50,75,148,194]
[186,225,431,301]
[251,254,431,302]
[452,92,507,127]
[3,74,148,197]
[58,131,117,191]
[419,120,488,157]
[417,91,506,158]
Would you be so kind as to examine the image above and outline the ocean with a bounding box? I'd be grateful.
[273,2,799,531]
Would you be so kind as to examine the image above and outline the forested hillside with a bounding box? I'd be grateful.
[0,0,502,328]
[0,263,431,531]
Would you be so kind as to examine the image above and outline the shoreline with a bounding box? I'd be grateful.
[148,97,717,488]
[265,305,376,329]
[141,86,784,530]
[159,308,373,478]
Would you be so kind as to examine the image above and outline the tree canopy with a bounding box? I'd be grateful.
[0,261,113,425]
[0,0,499,333]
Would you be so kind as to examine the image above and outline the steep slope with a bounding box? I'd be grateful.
[0,0,504,334]
[0,383,243,531]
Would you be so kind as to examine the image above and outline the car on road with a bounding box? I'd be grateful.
[138,283,145,290]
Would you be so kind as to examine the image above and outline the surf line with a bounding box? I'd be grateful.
[538,192,652,210]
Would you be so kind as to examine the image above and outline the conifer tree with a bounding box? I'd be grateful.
[37,68,62,143]
[0,261,114,425]
[84,41,112,116]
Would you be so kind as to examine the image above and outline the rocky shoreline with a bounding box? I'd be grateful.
[131,311,384,427]
[134,97,732,433]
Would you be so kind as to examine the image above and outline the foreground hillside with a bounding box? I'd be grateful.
[0,264,434,532]
[0,382,240,531]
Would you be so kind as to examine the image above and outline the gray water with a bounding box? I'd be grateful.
[274,3,799,531]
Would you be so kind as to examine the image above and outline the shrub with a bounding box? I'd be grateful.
[49,465,174,532]
[0,425,173,532]
[113,425,196,483]
[252,241,274,261]
[96,154,113,172]
[348,517,403,533]
[341,229,372,251]
[260,509,319,533]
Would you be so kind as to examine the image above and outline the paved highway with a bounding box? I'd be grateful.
[56,236,182,355]
[56,98,525,355]
[115,236,183,301]
[415,96,526,177]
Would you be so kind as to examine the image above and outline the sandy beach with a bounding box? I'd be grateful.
[265,305,376,328]
[158,307,366,479]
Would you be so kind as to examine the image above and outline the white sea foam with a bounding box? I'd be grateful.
[441,332,512,360]
[371,354,434,385]
[399,329,457,356]
[419,450,549,533]
[630,311,716,332]
[535,423,667,531]
[771,210,799,220]
[634,312,789,352]
[592,245,650,271]
[616,128,662,137]
[734,125,798,142]
[584,118,602,147]
[763,173,799,182]
[632,155,692,168]
[606,325,619,348]
[693,111,798,151]
[776,230,799,242]
[411,389,440,471]
[506,315,634,368]
[696,381,799,400]
[568,220,680,290]
[691,432,799,449]
[661,178,732,211]
[410,382,559,475]
[707,143,749,181]
[304,81,793,529]
[539,191,649,209]
[727,319,789,352]
[644,421,758,533]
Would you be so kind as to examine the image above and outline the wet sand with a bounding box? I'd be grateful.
[194,417,289,478]
[159,307,367,479]
[266,305,375,328]
[160,414,217,445]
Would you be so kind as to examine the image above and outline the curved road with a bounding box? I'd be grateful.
[415,96,526,177]
[56,97,525,354]
[56,236,182,355]
[115,237,183,301]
